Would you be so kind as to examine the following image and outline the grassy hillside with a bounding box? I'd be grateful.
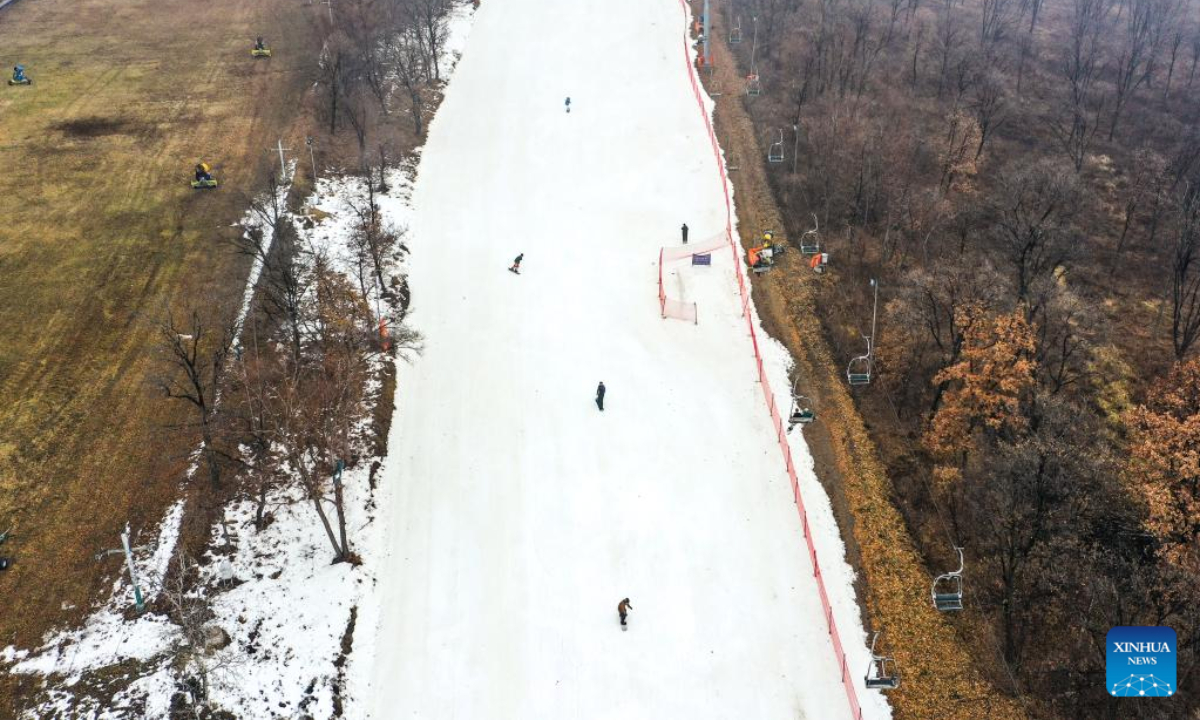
[0,0,318,658]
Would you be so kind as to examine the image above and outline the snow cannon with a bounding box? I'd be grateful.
[191,162,218,189]
[252,37,272,57]
[9,65,31,86]
[747,246,773,274]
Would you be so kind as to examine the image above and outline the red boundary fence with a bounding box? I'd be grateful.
[671,2,864,718]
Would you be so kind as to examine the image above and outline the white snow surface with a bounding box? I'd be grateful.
[356,1,892,719]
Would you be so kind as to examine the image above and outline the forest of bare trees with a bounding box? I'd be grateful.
[317,0,457,156]
[726,0,1200,715]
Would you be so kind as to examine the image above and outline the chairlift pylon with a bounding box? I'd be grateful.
[847,335,872,385]
[730,16,743,44]
[932,546,965,612]
[865,632,900,690]
[800,213,821,255]
[767,128,784,163]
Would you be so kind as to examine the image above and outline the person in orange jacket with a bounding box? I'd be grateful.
[618,597,632,627]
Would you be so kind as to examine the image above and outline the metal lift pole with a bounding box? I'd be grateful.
[703,0,712,66]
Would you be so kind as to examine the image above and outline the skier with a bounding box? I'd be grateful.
[595,381,605,411]
[509,253,524,274]
[618,598,632,629]
[565,97,571,114]
[681,223,689,244]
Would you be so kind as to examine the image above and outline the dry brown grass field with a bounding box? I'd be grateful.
[0,0,320,676]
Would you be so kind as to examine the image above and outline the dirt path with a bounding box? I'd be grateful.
[696,11,1028,720]
[0,0,319,672]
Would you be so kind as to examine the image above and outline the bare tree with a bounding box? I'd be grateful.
[989,160,1082,304]
[236,194,310,365]
[386,26,431,136]
[1162,26,1187,100]
[156,308,239,490]
[1050,95,1105,172]
[1109,0,1156,139]
[408,0,453,83]
[934,0,966,98]
[162,549,239,718]
[1114,149,1169,263]
[1188,26,1200,88]
[909,19,926,89]
[1063,0,1111,108]
[348,179,405,301]
[1170,187,1200,357]
[319,47,346,136]
[970,69,1008,159]
[980,0,1017,50]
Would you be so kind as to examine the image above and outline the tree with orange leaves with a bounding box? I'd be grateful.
[1127,358,1200,572]
[924,307,1038,477]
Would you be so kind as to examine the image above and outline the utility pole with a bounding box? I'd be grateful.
[121,525,144,613]
[97,524,145,613]
[751,16,759,71]
[703,0,712,66]
[306,136,318,181]
[869,278,879,356]
[275,139,291,178]
[792,124,800,175]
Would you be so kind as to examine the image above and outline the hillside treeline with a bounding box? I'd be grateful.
[727,0,1200,715]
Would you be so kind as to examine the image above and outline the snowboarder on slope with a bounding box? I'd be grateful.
[618,598,632,627]
[681,223,689,244]
[510,253,524,274]
[565,97,571,113]
[595,381,606,411]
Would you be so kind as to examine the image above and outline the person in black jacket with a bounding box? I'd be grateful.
[595,381,606,411]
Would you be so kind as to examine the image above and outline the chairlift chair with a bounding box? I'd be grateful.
[799,213,821,255]
[788,396,815,430]
[932,547,965,612]
[847,335,872,386]
[730,17,743,44]
[747,72,762,96]
[865,632,900,690]
[767,129,784,163]
[810,252,829,273]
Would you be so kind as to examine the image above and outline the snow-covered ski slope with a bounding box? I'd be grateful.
[359,1,892,719]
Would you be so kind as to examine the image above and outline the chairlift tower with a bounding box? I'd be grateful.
[747,17,761,96]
